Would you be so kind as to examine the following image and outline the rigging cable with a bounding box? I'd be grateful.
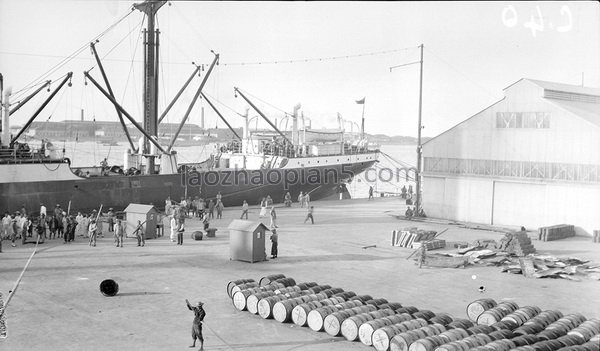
[220,46,418,66]
[202,92,245,118]
[11,8,135,101]
[123,15,145,120]
[236,87,293,118]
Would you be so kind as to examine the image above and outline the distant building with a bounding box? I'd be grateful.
[422,78,600,235]
[27,120,241,142]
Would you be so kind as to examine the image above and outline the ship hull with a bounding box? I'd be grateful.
[0,160,376,215]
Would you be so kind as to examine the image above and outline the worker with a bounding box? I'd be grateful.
[133,220,145,247]
[240,200,249,219]
[270,229,278,259]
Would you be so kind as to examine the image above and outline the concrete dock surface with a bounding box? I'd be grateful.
[1,197,599,350]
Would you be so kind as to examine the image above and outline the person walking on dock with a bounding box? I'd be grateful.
[304,206,314,224]
[259,198,267,218]
[270,229,278,259]
[88,219,98,247]
[298,192,305,208]
[304,192,311,208]
[39,203,47,217]
[132,220,145,247]
[240,200,249,219]
[114,219,124,247]
[269,206,278,229]
[368,186,374,201]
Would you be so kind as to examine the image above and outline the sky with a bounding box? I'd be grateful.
[0,1,599,138]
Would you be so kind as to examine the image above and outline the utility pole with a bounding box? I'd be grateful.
[415,44,424,216]
[390,44,424,215]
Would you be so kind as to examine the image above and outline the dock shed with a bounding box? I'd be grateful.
[124,204,160,239]
[228,220,269,263]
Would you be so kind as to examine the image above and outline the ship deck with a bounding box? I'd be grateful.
[1,197,599,350]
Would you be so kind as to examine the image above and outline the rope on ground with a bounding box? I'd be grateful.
[0,234,41,322]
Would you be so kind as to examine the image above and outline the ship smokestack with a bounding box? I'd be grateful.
[292,103,300,147]
[2,86,11,147]
[81,108,84,121]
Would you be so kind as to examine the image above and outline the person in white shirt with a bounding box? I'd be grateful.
[170,214,177,243]
[1,213,10,240]
[40,203,47,217]
[75,212,84,236]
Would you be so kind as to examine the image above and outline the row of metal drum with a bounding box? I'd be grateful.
[466,298,600,351]
[228,277,600,351]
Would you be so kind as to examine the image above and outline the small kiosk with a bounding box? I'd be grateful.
[124,204,159,239]
[228,220,269,263]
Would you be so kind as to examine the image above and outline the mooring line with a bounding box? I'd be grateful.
[1,235,41,320]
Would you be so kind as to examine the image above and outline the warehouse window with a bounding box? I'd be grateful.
[496,112,550,128]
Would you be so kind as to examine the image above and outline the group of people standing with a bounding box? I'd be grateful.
[167,192,225,221]
[0,204,148,251]
[0,203,95,251]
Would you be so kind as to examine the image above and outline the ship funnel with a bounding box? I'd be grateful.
[2,86,12,147]
[292,104,300,147]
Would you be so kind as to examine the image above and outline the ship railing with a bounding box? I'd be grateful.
[0,146,66,165]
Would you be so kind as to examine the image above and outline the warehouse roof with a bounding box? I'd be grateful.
[505,78,600,97]
[546,98,600,129]
[424,78,600,146]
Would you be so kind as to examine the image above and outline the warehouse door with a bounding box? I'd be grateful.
[492,181,546,228]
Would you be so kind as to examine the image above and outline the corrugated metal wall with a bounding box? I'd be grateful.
[422,80,600,235]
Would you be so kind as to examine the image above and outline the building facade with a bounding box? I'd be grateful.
[422,79,600,235]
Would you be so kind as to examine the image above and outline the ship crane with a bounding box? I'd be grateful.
[200,92,242,141]
[166,52,220,153]
[90,41,138,153]
[233,87,293,147]
[9,73,73,149]
[8,80,51,117]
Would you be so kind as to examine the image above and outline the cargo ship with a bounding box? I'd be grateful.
[0,0,379,214]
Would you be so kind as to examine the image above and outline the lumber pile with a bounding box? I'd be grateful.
[538,224,575,241]
[391,228,438,248]
[497,231,536,256]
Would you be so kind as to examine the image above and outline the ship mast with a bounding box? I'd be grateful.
[133,0,166,174]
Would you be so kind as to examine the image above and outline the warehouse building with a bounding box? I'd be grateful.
[422,78,600,235]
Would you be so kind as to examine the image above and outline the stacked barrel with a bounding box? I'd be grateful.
[227,277,600,351]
